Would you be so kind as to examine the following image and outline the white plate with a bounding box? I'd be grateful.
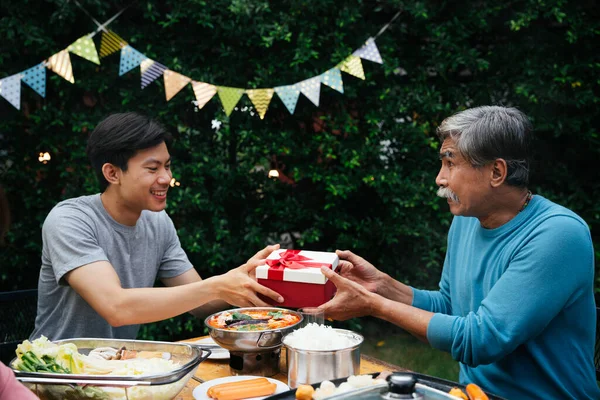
[186,337,230,360]
[192,375,289,400]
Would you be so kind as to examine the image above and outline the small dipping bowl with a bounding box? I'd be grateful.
[282,328,364,388]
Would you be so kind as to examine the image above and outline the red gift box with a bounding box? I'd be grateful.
[256,249,340,307]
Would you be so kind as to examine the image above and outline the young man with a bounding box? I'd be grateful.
[319,106,600,399]
[31,112,283,341]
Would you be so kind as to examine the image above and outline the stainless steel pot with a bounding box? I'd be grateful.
[283,328,363,389]
[204,307,303,352]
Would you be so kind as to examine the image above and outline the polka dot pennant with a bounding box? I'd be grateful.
[191,81,217,109]
[217,86,245,116]
[21,63,46,98]
[352,37,383,64]
[46,49,74,83]
[67,35,100,65]
[0,74,22,110]
[119,45,147,76]
[274,84,300,114]
[298,76,321,107]
[320,67,344,93]
[246,88,275,119]
[338,55,365,80]
[163,70,191,101]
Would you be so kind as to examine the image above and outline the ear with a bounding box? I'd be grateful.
[489,159,507,188]
[101,163,121,186]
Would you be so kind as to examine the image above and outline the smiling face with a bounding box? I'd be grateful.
[435,138,493,217]
[102,142,172,225]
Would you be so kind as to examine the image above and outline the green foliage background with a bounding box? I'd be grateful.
[1,0,598,340]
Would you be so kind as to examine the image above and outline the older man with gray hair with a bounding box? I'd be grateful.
[320,106,599,399]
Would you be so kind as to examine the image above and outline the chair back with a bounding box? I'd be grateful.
[0,289,38,365]
[596,307,600,381]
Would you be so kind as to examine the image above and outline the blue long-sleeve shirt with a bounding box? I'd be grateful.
[412,195,600,400]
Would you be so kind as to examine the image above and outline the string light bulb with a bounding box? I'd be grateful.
[268,169,279,178]
[38,152,51,164]
[169,178,181,187]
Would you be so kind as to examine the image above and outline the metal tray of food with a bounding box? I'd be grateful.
[10,338,211,400]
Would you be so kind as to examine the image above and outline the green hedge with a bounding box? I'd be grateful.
[1,0,598,340]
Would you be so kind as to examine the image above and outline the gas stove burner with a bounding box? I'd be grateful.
[229,348,281,377]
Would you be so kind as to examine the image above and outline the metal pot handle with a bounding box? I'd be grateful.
[256,331,282,347]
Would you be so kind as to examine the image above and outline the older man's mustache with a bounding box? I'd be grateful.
[437,186,460,203]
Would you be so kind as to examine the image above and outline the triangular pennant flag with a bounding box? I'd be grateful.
[274,84,300,114]
[298,76,321,107]
[119,45,147,76]
[140,59,167,89]
[163,70,192,101]
[192,81,217,109]
[352,37,383,64]
[21,63,46,97]
[338,55,366,80]
[46,50,74,83]
[0,74,22,109]
[67,35,100,65]
[320,67,344,93]
[246,89,275,119]
[99,30,127,58]
[217,86,244,116]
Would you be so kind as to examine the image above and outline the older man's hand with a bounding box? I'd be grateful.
[318,266,379,321]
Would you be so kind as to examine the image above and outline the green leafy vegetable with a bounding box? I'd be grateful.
[268,311,283,319]
[231,312,253,320]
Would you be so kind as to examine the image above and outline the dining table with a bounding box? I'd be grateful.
[173,335,407,400]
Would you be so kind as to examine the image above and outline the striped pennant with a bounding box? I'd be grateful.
[47,50,74,83]
[274,84,300,114]
[339,55,365,80]
[68,35,100,65]
[352,37,383,64]
[163,70,191,101]
[298,76,321,107]
[21,63,47,98]
[0,74,22,110]
[246,88,274,119]
[192,81,217,109]
[99,30,127,58]
[217,86,244,116]
[320,67,344,93]
[140,59,167,89]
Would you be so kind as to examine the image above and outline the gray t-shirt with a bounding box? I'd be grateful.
[30,194,193,340]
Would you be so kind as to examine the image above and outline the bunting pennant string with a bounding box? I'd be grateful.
[320,67,344,93]
[119,46,147,76]
[298,76,322,107]
[141,59,167,89]
[99,30,127,58]
[274,84,301,115]
[67,35,100,65]
[46,50,75,83]
[246,89,275,119]
[338,55,366,80]
[164,70,192,101]
[21,63,47,98]
[0,8,401,116]
[353,37,383,64]
[192,81,217,109]
[0,74,22,110]
[217,87,245,116]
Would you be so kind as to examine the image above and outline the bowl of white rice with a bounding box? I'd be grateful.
[282,323,364,388]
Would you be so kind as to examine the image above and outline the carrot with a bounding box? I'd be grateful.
[207,378,270,398]
[213,382,277,400]
[466,383,489,400]
[449,387,468,399]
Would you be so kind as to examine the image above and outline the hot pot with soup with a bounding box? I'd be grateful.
[204,307,303,377]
